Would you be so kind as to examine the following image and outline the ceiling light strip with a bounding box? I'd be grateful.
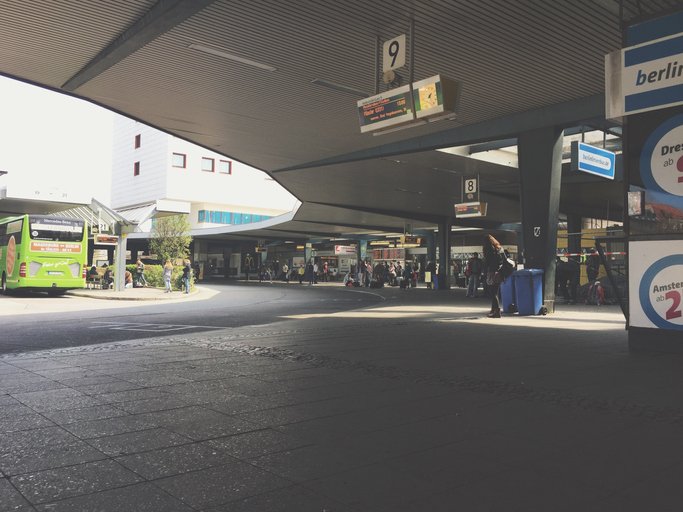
[188,43,277,72]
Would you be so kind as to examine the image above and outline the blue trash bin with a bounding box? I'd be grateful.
[500,273,516,313]
[514,269,544,316]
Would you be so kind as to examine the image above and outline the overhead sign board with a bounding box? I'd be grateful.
[570,141,616,179]
[334,245,357,255]
[400,235,420,244]
[454,202,487,218]
[94,234,119,246]
[358,75,460,134]
[606,31,683,119]
[357,85,413,133]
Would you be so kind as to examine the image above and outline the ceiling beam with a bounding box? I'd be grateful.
[62,0,215,91]
[304,201,442,225]
[273,94,607,173]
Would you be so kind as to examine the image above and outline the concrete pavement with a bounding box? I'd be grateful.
[2,283,681,511]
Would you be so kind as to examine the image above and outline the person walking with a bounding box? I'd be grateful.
[163,259,173,293]
[586,250,600,283]
[307,260,315,286]
[135,258,147,287]
[483,234,506,318]
[465,252,482,297]
[182,259,192,294]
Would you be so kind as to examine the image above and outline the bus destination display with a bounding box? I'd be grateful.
[357,85,414,133]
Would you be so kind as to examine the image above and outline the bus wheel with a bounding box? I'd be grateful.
[0,273,6,295]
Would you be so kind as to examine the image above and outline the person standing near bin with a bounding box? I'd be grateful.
[483,234,506,318]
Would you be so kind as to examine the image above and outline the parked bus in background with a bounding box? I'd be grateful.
[0,214,87,295]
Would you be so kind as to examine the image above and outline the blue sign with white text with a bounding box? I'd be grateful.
[573,142,616,180]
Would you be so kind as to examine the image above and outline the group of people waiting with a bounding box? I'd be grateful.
[345,260,419,289]
[254,259,342,284]
[87,258,194,294]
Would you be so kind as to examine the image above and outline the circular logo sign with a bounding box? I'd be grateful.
[641,114,683,197]
[638,254,683,330]
[6,235,16,276]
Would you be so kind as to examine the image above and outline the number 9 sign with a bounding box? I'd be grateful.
[383,34,406,72]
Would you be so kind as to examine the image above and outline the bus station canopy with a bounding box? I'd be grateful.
[0,1,678,236]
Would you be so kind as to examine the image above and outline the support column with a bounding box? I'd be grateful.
[114,233,127,292]
[426,232,436,266]
[437,218,452,289]
[357,240,367,266]
[87,239,95,266]
[517,126,564,313]
[424,231,436,287]
[567,214,582,258]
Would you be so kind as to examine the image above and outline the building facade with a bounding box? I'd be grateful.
[111,117,299,276]
[111,117,298,230]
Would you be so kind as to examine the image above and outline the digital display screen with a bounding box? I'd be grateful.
[357,85,414,133]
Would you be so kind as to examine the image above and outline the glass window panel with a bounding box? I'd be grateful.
[172,153,186,168]
[201,157,214,172]
[218,160,232,174]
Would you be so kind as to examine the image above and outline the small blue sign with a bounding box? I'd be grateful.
[571,142,616,180]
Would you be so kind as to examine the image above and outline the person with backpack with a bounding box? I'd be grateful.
[465,252,482,298]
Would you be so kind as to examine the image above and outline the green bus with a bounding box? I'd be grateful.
[0,214,87,295]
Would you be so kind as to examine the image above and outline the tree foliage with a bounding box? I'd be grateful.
[149,215,192,263]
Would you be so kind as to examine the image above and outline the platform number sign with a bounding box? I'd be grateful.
[383,34,406,72]
[463,177,478,201]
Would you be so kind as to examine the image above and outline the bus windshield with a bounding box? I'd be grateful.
[28,215,84,242]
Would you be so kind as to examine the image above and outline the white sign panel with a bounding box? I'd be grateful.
[629,240,683,331]
[383,34,406,72]
[606,32,683,118]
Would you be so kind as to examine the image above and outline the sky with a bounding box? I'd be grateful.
[0,75,114,204]
[0,75,298,213]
